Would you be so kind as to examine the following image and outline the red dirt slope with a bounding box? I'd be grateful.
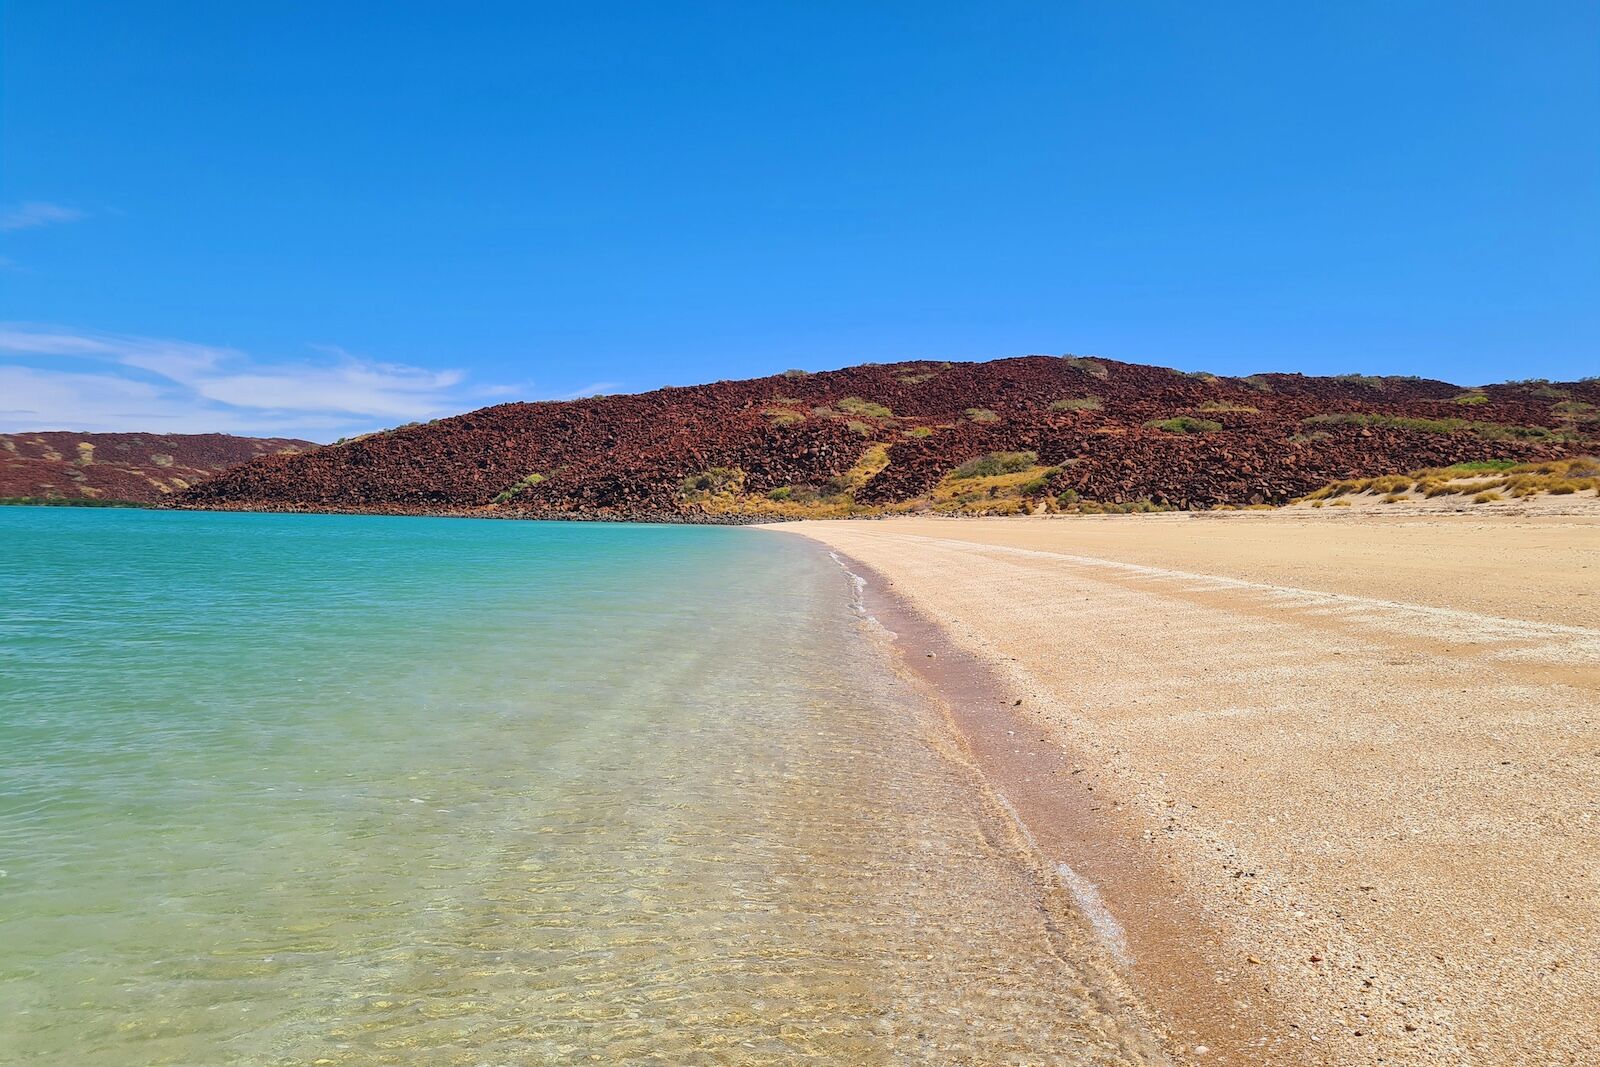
[1,432,313,503]
[173,355,1599,519]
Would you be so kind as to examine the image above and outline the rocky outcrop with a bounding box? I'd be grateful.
[173,356,1598,518]
[1,432,312,503]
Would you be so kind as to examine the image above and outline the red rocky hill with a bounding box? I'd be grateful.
[2,432,313,503]
[173,355,1599,519]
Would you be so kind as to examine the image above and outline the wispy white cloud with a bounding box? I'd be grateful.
[0,324,571,441]
[0,201,86,232]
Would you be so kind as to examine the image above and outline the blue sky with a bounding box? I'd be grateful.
[2,2,1595,441]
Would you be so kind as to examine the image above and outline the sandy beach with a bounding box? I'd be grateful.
[771,508,1600,1066]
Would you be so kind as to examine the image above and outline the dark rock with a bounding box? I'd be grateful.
[170,355,1598,519]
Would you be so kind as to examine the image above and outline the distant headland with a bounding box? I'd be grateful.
[161,354,1596,520]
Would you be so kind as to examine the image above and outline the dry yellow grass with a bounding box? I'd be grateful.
[1298,457,1599,505]
[763,407,806,427]
[686,442,898,518]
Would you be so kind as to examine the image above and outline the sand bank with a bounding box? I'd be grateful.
[770,509,1600,1066]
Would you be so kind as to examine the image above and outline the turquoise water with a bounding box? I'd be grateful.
[0,508,1154,1065]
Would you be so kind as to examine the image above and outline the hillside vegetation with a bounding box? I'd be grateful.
[2,432,313,504]
[1297,457,1600,508]
[174,355,1600,520]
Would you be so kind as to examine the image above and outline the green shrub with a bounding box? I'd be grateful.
[678,467,744,496]
[904,425,934,438]
[1049,397,1101,412]
[771,484,822,503]
[1452,393,1490,405]
[845,419,874,436]
[818,474,852,499]
[1146,416,1222,434]
[896,361,951,385]
[1102,497,1171,514]
[1062,355,1110,379]
[965,407,1000,423]
[1554,400,1599,423]
[1508,380,1568,398]
[837,396,892,418]
[1302,412,1565,441]
[951,451,1039,479]
[493,472,546,504]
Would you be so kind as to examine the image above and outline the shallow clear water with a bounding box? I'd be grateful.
[0,508,1154,1065]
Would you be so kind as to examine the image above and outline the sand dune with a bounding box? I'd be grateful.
[775,510,1600,1066]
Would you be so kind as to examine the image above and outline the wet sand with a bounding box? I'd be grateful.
[768,509,1600,1066]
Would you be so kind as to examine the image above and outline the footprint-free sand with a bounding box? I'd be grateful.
[772,508,1600,1066]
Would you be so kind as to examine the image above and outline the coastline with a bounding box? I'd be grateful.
[766,510,1600,1066]
[3,510,1178,1063]
[817,545,1292,1065]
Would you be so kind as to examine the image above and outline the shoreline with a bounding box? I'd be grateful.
[153,480,1600,526]
[768,510,1600,1066]
[816,543,1291,1065]
[3,508,1182,1063]
[826,546,1182,1063]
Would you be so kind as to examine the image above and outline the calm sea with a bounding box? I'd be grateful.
[0,508,1155,1065]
